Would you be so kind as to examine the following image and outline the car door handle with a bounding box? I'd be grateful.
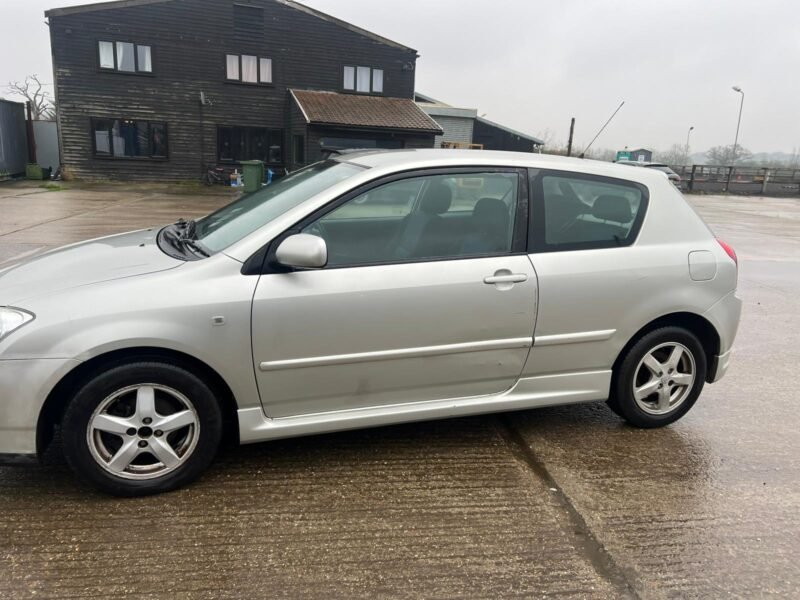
[484,273,528,285]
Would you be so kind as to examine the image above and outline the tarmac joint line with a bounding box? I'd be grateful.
[496,416,642,600]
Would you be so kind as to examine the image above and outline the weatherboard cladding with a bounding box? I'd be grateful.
[48,0,420,180]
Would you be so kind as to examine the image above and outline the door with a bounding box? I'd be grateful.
[525,169,650,377]
[251,169,538,418]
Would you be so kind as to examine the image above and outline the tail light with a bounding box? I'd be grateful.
[717,239,738,266]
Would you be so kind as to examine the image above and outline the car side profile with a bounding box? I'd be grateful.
[0,150,741,496]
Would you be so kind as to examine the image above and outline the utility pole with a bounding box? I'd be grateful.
[566,118,575,157]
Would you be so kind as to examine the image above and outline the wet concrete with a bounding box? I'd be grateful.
[0,182,798,598]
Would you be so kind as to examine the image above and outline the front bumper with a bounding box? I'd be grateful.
[0,358,80,458]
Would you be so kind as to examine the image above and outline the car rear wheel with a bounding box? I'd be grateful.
[608,327,707,428]
[62,362,222,496]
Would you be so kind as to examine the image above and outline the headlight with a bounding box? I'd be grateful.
[0,307,35,341]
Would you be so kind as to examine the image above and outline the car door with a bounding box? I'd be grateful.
[524,168,650,377]
[251,168,538,418]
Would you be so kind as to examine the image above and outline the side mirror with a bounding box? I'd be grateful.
[275,234,328,269]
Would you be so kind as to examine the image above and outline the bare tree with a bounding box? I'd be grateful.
[5,75,55,120]
[657,143,690,166]
[536,128,560,149]
[706,144,752,165]
[593,148,617,162]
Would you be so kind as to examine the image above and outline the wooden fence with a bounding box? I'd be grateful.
[671,165,800,196]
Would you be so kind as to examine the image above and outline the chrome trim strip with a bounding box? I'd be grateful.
[259,337,533,372]
[534,329,616,347]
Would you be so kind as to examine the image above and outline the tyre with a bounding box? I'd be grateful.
[608,327,707,428]
[61,362,223,496]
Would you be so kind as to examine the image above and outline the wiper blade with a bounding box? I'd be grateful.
[180,238,210,257]
[175,218,198,240]
[162,225,209,258]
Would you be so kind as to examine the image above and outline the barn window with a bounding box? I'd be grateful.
[98,41,153,73]
[225,54,273,83]
[218,126,284,164]
[233,4,264,32]
[342,66,384,94]
[91,118,168,159]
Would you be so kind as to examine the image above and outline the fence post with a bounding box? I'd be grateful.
[724,166,734,193]
[761,168,770,195]
[688,165,696,192]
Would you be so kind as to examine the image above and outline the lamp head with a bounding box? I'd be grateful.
[732,86,742,93]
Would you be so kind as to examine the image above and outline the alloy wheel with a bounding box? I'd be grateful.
[632,342,696,415]
[86,384,200,480]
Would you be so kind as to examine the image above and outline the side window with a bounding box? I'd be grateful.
[302,172,519,267]
[534,172,647,251]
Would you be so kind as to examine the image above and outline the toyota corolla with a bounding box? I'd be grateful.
[0,150,741,495]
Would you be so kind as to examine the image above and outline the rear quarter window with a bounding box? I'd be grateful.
[530,170,649,252]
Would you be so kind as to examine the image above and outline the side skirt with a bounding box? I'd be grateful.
[238,370,612,444]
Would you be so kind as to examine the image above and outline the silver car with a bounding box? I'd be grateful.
[0,150,741,496]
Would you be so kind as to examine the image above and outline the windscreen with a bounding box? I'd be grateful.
[195,161,364,252]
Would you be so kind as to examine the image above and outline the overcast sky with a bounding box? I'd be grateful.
[2,0,798,153]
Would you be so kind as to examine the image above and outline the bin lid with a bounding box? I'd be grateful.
[239,160,265,166]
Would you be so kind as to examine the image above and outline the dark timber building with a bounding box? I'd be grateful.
[45,0,441,181]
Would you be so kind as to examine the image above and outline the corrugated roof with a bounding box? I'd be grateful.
[476,116,544,145]
[291,90,443,134]
[45,0,416,53]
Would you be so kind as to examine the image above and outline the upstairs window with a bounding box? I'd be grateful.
[234,4,264,32]
[226,54,272,84]
[343,65,384,94]
[98,41,152,73]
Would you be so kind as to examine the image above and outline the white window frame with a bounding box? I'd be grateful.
[343,65,385,94]
[98,40,153,73]
[226,54,273,84]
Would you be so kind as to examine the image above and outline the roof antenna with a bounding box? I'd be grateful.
[579,101,624,158]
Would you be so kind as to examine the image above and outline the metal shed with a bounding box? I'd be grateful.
[0,99,28,176]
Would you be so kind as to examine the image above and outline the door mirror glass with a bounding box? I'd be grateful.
[275,234,328,269]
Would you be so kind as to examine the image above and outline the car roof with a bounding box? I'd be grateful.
[335,149,670,186]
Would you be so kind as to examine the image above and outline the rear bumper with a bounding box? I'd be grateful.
[709,348,734,383]
[703,290,742,383]
[0,358,80,458]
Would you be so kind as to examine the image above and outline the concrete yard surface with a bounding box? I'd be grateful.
[0,181,798,598]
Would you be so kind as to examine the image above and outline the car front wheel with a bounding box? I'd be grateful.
[608,327,707,428]
[62,362,223,496]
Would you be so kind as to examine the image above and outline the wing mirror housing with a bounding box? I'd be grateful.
[275,234,328,269]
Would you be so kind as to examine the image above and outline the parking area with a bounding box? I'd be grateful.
[0,181,798,598]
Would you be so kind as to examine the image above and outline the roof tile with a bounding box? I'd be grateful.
[292,90,443,134]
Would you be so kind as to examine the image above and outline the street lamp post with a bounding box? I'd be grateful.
[731,86,745,164]
[726,86,745,192]
[685,126,694,164]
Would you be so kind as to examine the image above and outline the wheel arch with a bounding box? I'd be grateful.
[613,312,721,383]
[37,347,240,456]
